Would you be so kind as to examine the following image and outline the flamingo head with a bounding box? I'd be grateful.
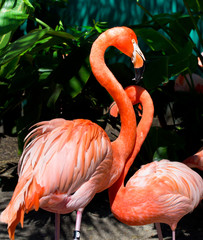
[113,27,145,82]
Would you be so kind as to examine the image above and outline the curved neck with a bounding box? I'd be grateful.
[90,31,137,161]
[109,86,154,204]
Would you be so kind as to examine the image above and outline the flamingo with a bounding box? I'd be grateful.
[0,27,145,240]
[174,73,203,93]
[183,147,203,171]
[108,85,203,240]
[174,52,203,93]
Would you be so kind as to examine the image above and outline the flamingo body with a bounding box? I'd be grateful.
[108,85,203,238]
[110,159,203,231]
[0,27,145,239]
[1,119,113,239]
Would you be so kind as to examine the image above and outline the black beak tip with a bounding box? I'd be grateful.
[132,64,145,83]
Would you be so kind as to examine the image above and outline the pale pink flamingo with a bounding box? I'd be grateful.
[174,73,203,93]
[174,52,203,93]
[0,27,145,240]
[183,147,203,171]
[109,85,203,240]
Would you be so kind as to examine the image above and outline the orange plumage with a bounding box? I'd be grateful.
[0,27,145,239]
[109,85,203,240]
[110,160,203,231]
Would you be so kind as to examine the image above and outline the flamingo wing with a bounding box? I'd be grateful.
[1,118,113,239]
[20,118,113,204]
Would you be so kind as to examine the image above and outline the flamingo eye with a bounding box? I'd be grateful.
[131,39,145,64]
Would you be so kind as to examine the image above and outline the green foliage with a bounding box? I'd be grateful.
[132,0,203,163]
[0,0,108,151]
[0,0,202,166]
[132,9,202,88]
[0,0,34,35]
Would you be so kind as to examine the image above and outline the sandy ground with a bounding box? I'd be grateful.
[0,136,203,240]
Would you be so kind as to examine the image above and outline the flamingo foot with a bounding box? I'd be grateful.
[55,213,60,240]
[73,209,84,240]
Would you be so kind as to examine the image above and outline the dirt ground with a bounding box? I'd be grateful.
[0,136,203,240]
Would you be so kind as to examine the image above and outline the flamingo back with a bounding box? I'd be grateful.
[111,160,203,231]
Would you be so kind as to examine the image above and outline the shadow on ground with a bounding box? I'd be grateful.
[0,136,203,240]
[1,189,203,240]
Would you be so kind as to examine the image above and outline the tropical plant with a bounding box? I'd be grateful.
[130,0,203,163]
[0,0,110,152]
[0,0,202,170]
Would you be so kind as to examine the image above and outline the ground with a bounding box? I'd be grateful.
[0,136,202,240]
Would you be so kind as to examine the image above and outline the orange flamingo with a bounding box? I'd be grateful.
[108,85,203,240]
[0,27,145,240]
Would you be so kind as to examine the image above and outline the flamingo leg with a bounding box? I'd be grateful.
[73,209,84,240]
[155,223,163,240]
[55,213,60,240]
[172,230,175,240]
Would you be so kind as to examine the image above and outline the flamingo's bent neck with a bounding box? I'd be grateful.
[108,86,154,202]
[90,28,137,162]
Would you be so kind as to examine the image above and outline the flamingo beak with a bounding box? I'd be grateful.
[133,64,145,83]
[131,40,145,83]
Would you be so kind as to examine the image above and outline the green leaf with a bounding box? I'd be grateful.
[0,31,11,50]
[168,41,194,76]
[8,65,36,92]
[30,37,65,54]
[135,28,178,54]
[47,83,63,108]
[143,56,168,89]
[22,0,34,9]
[39,71,52,82]
[0,28,48,65]
[188,54,198,73]
[69,65,90,97]
[184,0,201,12]
[0,0,34,35]
[146,127,185,162]
[199,0,203,11]
[151,13,179,26]
[169,41,193,64]
[47,30,76,41]
[0,56,20,79]
[169,15,199,45]
[27,30,76,53]
[153,146,169,161]
[0,81,8,86]
[95,25,103,33]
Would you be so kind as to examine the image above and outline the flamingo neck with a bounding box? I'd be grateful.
[90,31,137,162]
[108,87,154,204]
